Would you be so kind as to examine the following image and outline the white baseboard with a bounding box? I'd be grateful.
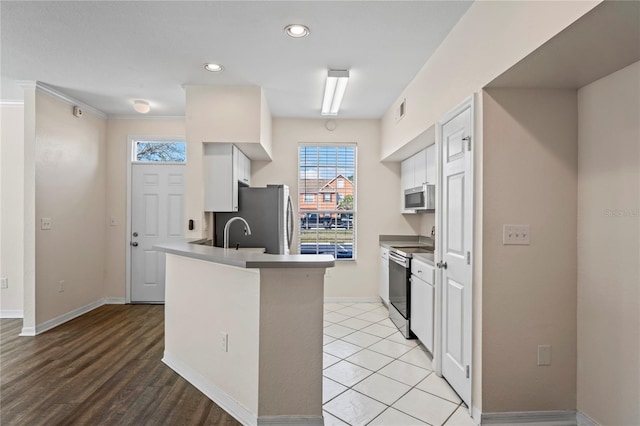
[19,297,126,336]
[482,410,577,426]
[324,297,382,303]
[163,351,257,426]
[34,299,106,335]
[19,326,36,336]
[0,309,24,318]
[576,411,599,426]
[257,416,324,425]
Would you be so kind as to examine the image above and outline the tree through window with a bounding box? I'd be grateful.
[134,141,186,163]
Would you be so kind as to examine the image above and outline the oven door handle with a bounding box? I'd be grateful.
[388,251,409,268]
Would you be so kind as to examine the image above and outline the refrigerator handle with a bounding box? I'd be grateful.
[286,196,293,250]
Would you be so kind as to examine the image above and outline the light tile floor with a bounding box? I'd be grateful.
[322,302,476,426]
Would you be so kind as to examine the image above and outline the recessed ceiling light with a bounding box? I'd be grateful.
[204,63,224,72]
[133,100,150,114]
[284,24,310,38]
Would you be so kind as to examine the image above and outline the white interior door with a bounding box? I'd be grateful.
[438,97,474,407]
[131,164,185,302]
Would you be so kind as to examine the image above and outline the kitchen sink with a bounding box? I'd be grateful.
[189,239,266,253]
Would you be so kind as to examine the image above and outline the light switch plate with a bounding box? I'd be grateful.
[503,224,530,245]
[538,345,551,366]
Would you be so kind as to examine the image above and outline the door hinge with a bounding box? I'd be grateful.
[467,251,471,265]
[466,365,470,378]
[462,136,471,151]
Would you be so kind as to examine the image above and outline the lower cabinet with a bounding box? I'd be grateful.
[379,247,389,305]
[411,258,434,353]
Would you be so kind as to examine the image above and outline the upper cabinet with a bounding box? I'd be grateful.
[185,86,273,161]
[401,145,436,190]
[204,144,251,212]
[400,144,436,214]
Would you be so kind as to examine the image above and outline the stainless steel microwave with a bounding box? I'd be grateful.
[404,184,435,211]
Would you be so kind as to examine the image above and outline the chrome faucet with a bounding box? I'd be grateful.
[223,217,252,249]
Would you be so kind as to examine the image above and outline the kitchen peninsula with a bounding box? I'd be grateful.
[154,242,335,426]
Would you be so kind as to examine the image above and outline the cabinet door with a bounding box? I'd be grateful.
[413,149,427,187]
[400,156,414,190]
[410,275,434,353]
[204,144,236,212]
[380,247,389,305]
[426,144,436,185]
[243,152,251,186]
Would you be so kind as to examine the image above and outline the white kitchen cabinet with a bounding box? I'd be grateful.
[234,146,251,186]
[413,149,427,188]
[426,144,436,185]
[410,258,434,352]
[204,144,251,212]
[380,247,390,305]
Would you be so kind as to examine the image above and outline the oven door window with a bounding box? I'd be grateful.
[389,259,409,319]
[405,191,424,209]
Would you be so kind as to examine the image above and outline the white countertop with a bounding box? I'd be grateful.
[154,241,335,269]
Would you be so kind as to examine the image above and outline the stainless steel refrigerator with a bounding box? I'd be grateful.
[214,185,293,254]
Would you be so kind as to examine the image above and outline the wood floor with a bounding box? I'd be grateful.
[0,305,240,426]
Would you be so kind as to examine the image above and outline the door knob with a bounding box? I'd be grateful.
[437,261,448,269]
[130,242,138,247]
[132,232,138,237]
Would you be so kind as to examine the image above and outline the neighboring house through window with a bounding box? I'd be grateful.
[298,144,356,260]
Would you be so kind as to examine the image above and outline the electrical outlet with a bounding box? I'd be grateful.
[58,280,65,293]
[537,345,551,366]
[1,278,8,289]
[220,332,228,352]
[41,217,52,230]
[503,224,530,245]
[110,216,117,226]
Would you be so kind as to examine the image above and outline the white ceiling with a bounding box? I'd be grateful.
[1,1,472,118]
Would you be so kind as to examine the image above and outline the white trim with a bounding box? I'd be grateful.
[162,351,257,426]
[19,327,36,337]
[0,100,24,106]
[323,297,382,304]
[482,410,577,426]
[0,309,24,318]
[32,299,106,335]
[576,411,600,426]
[31,82,107,119]
[18,297,124,336]
[108,114,185,121]
[472,405,482,424]
[258,416,323,425]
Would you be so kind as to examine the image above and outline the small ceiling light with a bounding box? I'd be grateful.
[204,63,224,72]
[133,100,151,114]
[285,24,310,38]
[321,70,349,116]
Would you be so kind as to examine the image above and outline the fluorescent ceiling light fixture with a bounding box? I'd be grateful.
[284,24,310,38]
[321,70,349,116]
[133,100,150,114]
[204,63,224,72]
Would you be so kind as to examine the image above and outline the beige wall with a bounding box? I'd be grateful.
[380,0,599,160]
[482,89,578,412]
[104,118,186,298]
[34,92,107,325]
[252,118,421,298]
[0,104,25,315]
[576,61,640,425]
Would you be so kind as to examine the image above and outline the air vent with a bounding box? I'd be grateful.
[396,98,407,122]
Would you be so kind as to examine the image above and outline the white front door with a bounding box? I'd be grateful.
[131,164,185,302]
[438,97,474,407]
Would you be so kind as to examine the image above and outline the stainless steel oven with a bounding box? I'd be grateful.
[388,246,434,339]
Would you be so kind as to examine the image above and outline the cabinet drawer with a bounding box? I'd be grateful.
[411,258,434,285]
